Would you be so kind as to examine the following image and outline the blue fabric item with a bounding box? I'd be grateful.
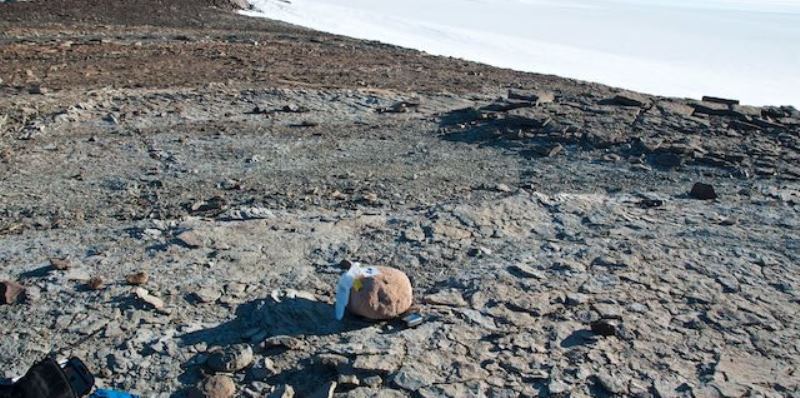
[90,389,140,398]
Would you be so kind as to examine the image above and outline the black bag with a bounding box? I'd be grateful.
[0,357,80,398]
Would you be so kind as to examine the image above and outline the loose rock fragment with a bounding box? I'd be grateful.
[87,276,105,290]
[590,319,619,337]
[193,287,222,303]
[262,335,304,350]
[126,272,149,286]
[176,230,203,248]
[268,385,295,398]
[601,93,648,107]
[594,372,627,395]
[29,85,49,95]
[49,257,71,271]
[207,344,254,373]
[1,281,25,305]
[133,287,166,312]
[188,375,236,398]
[338,374,360,388]
[425,289,467,307]
[690,183,718,200]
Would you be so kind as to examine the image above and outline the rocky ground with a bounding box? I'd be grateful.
[1,1,799,397]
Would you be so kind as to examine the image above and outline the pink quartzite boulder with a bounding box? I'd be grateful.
[348,266,413,320]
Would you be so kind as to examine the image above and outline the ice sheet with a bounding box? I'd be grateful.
[243,0,800,106]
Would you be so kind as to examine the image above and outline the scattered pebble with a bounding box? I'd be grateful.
[207,344,254,373]
[133,287,167,313]
[87,276,105,290]
[126,272,149,286]
[1,281,25,305]
[49,257,71,271]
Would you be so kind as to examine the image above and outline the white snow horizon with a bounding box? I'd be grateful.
[242,0,800,107]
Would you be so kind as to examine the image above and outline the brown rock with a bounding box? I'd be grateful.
[49,257,71,271]
[1,281,25,305]
[126,272,149,285]
[348,266,413,320]
[87,276,105,290]
[188,375,236,398]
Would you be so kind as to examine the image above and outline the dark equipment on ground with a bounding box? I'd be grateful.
[0,357,94,398]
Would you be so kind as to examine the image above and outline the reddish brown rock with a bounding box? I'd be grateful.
[188,374,236,398]
[1,281,25,305]
[126,271,149,285]
[87,276,105,290]
[348,266,413,320]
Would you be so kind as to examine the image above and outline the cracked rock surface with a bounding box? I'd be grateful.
[1,1,799,397]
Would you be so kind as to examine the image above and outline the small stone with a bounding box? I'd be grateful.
[690,183,718,200]
[268,385,295,398]
[207,344,254,373]
[595,372,627,395]
[248,358,277,381]
[126,272,149,286]
[87,276,105,290]
[23,286,41,302]
[338,374,360,388]
[133,287,167,312]
[362,376,382,388]
[29,85,49,95]
[602,93,648,107]
[590,319,619,337]
[194,287,222,303]
[548,379,570,395]
[508,264,544,279]
[262,335,304,350]
[592,303,623,319]
[352,354,402,374]
[1,281,25,305]
[495,183,512,193]
[315,353,349,369]
[176,231,203,248]
[188,375,236,398]
[49,257,71,271]
[565,293,589,306]
[423,290,466,308]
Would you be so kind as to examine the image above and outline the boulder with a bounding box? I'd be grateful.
[348,267,413,320]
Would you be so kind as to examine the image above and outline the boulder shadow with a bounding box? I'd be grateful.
[180,297,373,347]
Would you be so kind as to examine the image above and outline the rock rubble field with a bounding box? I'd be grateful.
[1,1,799,397]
